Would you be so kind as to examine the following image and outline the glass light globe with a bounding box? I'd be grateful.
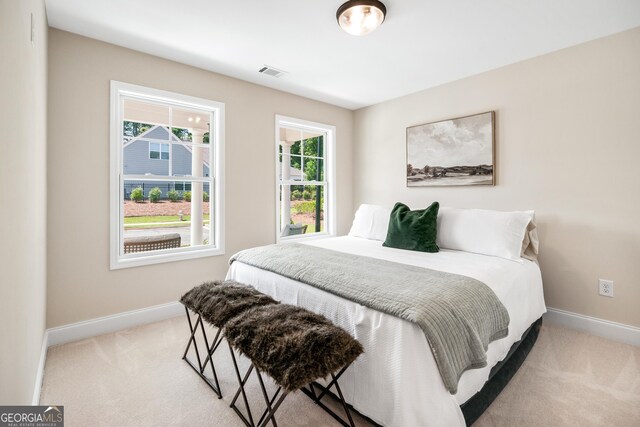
[337,1,386,36]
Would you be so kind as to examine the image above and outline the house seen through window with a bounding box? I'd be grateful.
[111,81,225,269]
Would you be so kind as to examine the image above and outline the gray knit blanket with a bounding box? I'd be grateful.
[230,243,510,394]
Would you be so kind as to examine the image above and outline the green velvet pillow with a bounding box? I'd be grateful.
[383,202,440,253]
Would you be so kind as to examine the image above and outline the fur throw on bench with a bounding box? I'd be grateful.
[225,304,364,392]
[180,281,278,328]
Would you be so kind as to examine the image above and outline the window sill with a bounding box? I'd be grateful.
[277,232,333,244]
[110,245,225,270]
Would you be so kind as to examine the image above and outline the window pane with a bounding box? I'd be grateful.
[198,147,211,177]
[289,140,301,155]
[122,98,170,131]
[161,144,169,160]
[172,107,210,143]
[279,184,324,237]
[278,155,287,180]
[302,137,323,158]
[122,180,210,253]
[279,155,302,181]
[171,144,210,177]
[303,157,323,181]
[123,121,155,139]
[171,127,192,142]
[316,136,324,158]
[124,132,170,175]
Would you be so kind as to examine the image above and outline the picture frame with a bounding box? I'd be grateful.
[406,111,495,187]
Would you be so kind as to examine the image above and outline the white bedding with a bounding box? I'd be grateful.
[226,236,546,427]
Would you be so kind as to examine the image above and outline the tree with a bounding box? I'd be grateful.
[287,137,324,181]
[123,122,210,144]
[171,127,191,141]
[170,128,210,143]
[123,121,152,137]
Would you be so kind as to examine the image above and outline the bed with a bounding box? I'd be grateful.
[225,206,546,426]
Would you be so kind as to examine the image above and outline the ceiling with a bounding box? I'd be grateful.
[45,0,640,110]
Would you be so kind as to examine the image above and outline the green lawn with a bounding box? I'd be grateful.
[125,214,210,224]
[124,215,210,229]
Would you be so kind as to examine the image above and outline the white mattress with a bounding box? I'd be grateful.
[226,236,546,427]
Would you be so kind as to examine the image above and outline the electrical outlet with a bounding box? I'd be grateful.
[598,279,614,298]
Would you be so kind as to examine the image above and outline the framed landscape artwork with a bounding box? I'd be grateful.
[406,111,495,187]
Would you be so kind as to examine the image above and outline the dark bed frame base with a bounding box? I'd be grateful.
[460,317,543,425]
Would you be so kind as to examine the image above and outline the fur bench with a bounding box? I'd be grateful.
[180,280,278,398]
[180,280,364,427]
[181,281,278,328]
[226,304,363,393]
[225,304,364,427]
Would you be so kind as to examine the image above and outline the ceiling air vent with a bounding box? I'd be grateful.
[259,65,287,78]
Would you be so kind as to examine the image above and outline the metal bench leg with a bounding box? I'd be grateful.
[255,369,281,427]
[199,316,222,398]
[300,365,356,427]
[229,349,292,427]
[257,389,288,427]
[256,384,282,427]
[331,372,356,427]
[182,307,204,370]
[182,307,222,398]
[229,346,256,427]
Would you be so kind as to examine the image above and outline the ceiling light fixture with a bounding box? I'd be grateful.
[336,0,386,36]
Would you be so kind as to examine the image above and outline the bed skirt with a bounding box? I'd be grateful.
[460,317,543,425]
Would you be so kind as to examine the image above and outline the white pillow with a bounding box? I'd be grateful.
[437,207,534,261]
[348,204,392,241]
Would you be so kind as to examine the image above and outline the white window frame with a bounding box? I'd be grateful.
[149,142,169,160]
[110,81,225,269]
[275,115,336,243]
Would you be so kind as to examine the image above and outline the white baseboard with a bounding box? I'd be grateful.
[32,302,636,405]
[47,301,183,347]
[544,307,640,347]
[32,331,49,405]
[32,301,183,405]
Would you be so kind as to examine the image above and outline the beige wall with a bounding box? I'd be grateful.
[354,28,640,327]
[0,0,48,404]
[44,25,640,330]
[47,29,354,327]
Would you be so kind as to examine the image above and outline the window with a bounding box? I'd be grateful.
[174,182,191,192]
[275,115,336,241]
[149,142,169,160]
[110,81,225,269]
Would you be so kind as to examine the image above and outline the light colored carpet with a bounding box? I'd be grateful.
[40,318,640,426]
